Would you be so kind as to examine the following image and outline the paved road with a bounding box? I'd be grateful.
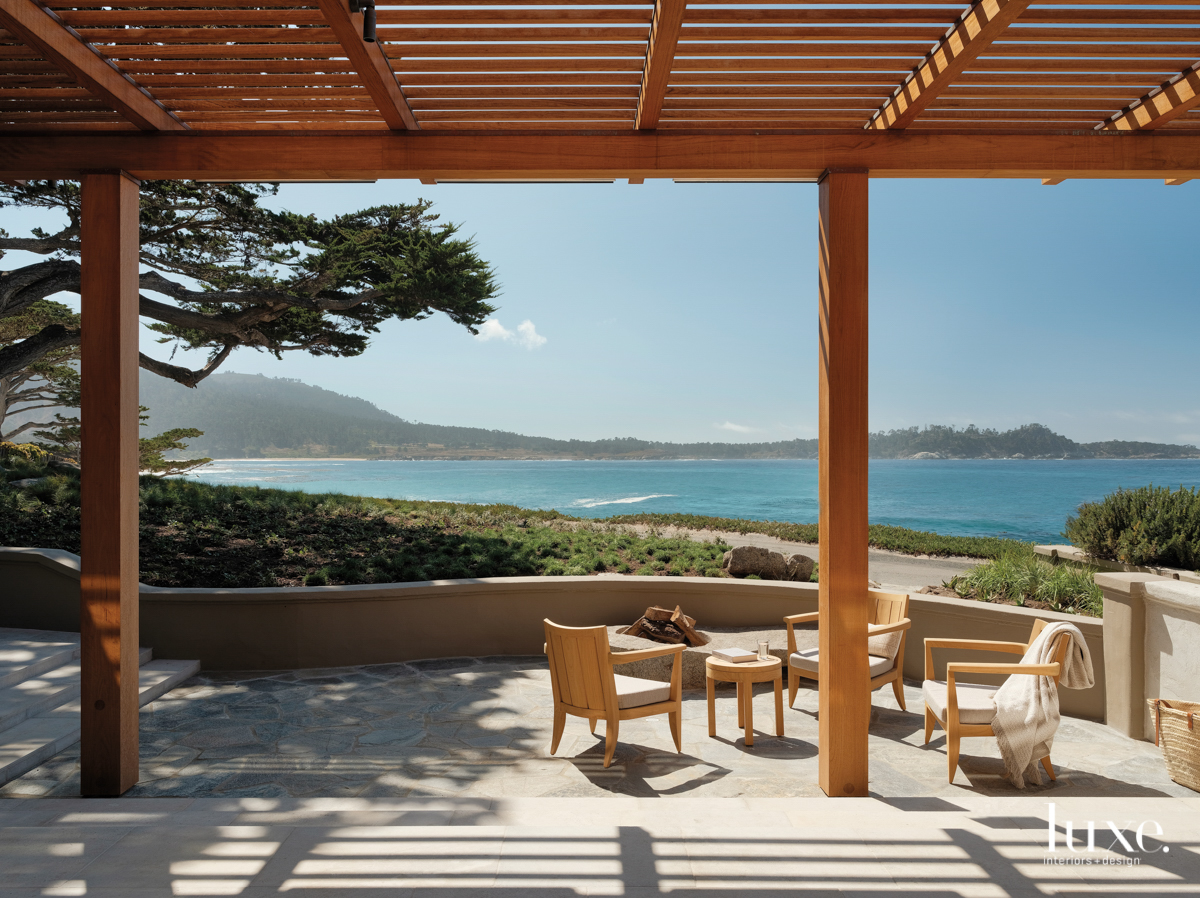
[622,525,982,591]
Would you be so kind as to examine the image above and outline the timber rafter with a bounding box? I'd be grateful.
[635,0,686,130]
[1100,62,1200,132]
[0,0,185,131]
[315,0,419,130]
[867,0,1034,131]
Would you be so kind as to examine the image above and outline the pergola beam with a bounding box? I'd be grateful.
[316,0,419,130]
[1099,62,1200,132]
[635,0,686,130]
[868,0,1033,131]
[0,131,1198,181]
[0,0,185,131]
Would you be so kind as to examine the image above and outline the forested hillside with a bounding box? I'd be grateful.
[870,424,1200,459]
[136,374,1200,460]
[138,373,820,459]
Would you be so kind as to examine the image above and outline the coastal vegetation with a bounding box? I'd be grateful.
[0,463,732,587]
[135,373,1200,462]
[939,546,1103,617]
[1065,484,1200,570]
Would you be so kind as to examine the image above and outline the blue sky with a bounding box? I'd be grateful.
[2,177,1197,445]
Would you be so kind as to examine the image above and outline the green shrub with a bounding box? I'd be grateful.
[1064,485,1200,570]
[946,547,1102,617]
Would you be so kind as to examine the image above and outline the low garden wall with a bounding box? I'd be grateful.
[1037,544,1200,585]
[0,546,1104,720]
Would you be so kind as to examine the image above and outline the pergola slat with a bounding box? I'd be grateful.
[75,28,338,44]
[1100,61,1200,131]
[869,0,1033,130]
[0,0,185,130]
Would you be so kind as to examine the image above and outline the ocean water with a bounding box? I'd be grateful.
[186,458,1200,544]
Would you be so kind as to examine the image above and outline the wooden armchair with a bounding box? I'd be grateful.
[784,591,912,711]
[923,618,1071,783]
[544,619,685,768]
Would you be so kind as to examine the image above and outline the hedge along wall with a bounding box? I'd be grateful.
[0,547,1104,721]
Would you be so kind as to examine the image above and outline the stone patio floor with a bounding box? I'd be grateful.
[2,656,1191,802]
[1,658,1198,895]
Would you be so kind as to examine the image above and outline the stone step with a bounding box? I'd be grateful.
[0,647,153,736]
[0,628,80,690]
[0,658,201,787]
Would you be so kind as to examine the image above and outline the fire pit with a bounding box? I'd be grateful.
[611,612,808,690]
[623,605,711,647]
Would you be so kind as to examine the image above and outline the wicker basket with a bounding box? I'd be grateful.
[1148,699,1200,793]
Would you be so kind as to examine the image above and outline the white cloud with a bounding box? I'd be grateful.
[475,318,546,350]
[515,320,547,349]
[716,421,757,434]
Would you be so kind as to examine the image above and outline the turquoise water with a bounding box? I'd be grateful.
[187,458,1200,544]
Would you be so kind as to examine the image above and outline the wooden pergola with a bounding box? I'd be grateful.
[1,0,1197,799]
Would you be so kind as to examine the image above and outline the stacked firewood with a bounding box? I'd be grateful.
[624,605,711,647]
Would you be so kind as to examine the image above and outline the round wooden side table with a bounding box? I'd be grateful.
[705,655,784,747]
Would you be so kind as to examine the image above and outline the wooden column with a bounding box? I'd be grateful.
[80,171,141,797]
[817,169,870,798]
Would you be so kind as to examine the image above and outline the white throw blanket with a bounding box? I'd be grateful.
[991,622,1095,789]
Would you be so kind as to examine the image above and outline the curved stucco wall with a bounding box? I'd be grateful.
[0,547,1104,719]
[1143,581,1200,724]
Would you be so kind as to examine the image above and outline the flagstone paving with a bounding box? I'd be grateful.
[1,657,1189,802]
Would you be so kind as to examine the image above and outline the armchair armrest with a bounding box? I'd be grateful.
[924,637,1028,680]
[784,611,820,624]
[611,643,686,701]
[784,611,820,655]
[610,643,687,665]
[868,618,911,636]
[947,662,1060,678]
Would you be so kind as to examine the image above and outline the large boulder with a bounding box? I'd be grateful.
[785,553,816,582]
[722,545,788,580]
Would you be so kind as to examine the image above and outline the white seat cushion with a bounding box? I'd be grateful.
[923,679,997,726]
[789,649,894,679]
[613,673,672,710]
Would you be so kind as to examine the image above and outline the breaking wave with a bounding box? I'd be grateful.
[571,494,676,509]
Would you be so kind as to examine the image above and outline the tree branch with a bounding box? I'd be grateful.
[0,235,77,256]
[0,323,80,381]
[138,342,235,388]
[0,260,81,319]
[2,418,57,441]
[138,291,273,346]
[140,270,376,313]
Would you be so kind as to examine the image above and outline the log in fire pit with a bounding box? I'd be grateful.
[623,605,711,647]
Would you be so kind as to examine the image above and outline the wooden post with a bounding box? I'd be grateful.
[817,169,870,798]
[80,171,141,797]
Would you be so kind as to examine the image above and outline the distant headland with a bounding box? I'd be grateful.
[138,373,1200,462]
